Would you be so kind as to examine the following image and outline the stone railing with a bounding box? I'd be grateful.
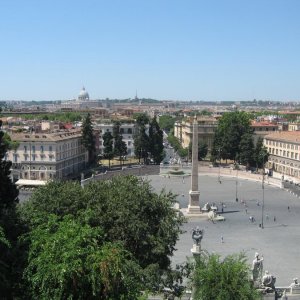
[81,165,160,187]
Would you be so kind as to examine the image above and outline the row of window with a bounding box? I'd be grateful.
[23,141,82,153]
[266,140,299,150]
[269,147,299,160]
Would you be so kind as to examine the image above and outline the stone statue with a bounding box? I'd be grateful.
[192,227,203,245]
[262,270,276,291]
[290,277,300,288]
[252,252,264,282]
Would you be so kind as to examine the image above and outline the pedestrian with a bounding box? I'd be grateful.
[266,214,269,220]
[182,176,185,184]
[221,207,224,213]
[245,208,248,214]
[274,216,276,222]
[221,236,224,243]
[288,206,290,211]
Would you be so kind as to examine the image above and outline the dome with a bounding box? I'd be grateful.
[78,86,89,101]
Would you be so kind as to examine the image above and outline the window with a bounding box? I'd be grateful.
[24,146,27,153]
[32,145,35,153]
[41,145,44,152]
[128,141,131,146]
[49,145,53,152]
[32,154,36,161]
[296,153,298,160]
[13,154,18,163]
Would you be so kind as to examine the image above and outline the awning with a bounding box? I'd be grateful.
[15,179,47,186]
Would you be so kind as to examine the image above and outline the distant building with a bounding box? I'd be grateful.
[264,131,300,180]
[174,117,218,151]
[6,130,88,181]
[251,121,278,144]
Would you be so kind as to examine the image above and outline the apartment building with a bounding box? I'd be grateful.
[264,131,300,179]
[6,130,88,181]
[174,117,218,150]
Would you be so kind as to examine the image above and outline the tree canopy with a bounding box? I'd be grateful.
[212,112,253,162]
[82,113,96,164]
[158,115,176,132]
[193,252,259,300]
[20,176,185,285]
[149,117,164,164]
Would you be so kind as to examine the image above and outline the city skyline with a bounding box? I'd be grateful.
[1,0,300,101]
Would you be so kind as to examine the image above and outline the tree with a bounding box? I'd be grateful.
[24,214,142,299]
[253,137,269,170]
[82,113,96,165]
[0,117,23,298]
[149,117,164,164]
[212,112,252,162]
[158,115,175,132]
[102,132,114,168]
[20,176,185,271]
[238,133,255,169]
[193,252,260,300]
[134,114,150,163]
[188,141,208,161]
[113,121,127,166]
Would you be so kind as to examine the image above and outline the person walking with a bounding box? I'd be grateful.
[274,216,276,222]
[221,236,224,243]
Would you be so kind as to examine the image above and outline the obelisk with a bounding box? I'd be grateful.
[188,116,201,214]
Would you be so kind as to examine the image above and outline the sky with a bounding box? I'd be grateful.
[1,0,300,101]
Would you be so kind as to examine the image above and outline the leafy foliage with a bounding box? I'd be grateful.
[24,214,142,299]
[167,134,188,158]
[82,113,96,164]
[20,176,185,270]
[253,137,269,169]
[102,131,114,167]
[134,114,150,163]
[149,117,164,164]
[158,115,175,132]
[193,252,260,300]
[113,121,127,164]
[212,112,253,162]
[238,133,255,168]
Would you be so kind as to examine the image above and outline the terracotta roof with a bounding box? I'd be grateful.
[265,131,300,143]
[251,121,278,127]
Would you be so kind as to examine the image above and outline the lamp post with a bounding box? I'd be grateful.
[218,148,221,184]
[261,155,265,229]
[235,168,238,202]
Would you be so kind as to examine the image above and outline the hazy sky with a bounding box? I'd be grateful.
[1,0,300,101]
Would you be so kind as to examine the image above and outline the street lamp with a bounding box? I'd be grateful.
[261,155,265,229]
[218,148,221,184]
[235,168,238,202]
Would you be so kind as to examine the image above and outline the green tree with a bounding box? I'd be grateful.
[0,118,23,298]
[102,132,114,168]
[158,115,175,132]
[253,137,269,170]
[113,121,127,166]
[238,133,255,169]
[20,176,185,271]
[82,113,96,165]
[24,214,142,299]
[149,117,164,164]
[212,112,253,162]
[193,252,260,300]
[188,141,208,161]
[134,114,150,163]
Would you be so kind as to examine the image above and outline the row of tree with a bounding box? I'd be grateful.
[211,112,269,169]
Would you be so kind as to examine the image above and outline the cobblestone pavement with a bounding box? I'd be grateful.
[148,170,300,287]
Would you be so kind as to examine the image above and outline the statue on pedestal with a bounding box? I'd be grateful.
[252,252,263,283]
[192,227,203,246]
[262,270,276,291]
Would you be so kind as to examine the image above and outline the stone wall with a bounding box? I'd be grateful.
[81,165,160,187]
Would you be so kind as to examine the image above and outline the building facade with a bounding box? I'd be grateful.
[264,131,300,179]
[7,130,88,181]
[174,117,218,151]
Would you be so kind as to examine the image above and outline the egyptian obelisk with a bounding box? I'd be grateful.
[187,116,201,214]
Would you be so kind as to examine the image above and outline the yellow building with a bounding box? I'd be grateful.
[264,131,300,179]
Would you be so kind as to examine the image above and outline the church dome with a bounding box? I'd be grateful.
[78,86,89,101]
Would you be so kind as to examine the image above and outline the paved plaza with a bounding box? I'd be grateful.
[148,173,300,286]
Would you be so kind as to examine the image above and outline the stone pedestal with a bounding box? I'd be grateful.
[191,244,201,255]
[188,191,201,214]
